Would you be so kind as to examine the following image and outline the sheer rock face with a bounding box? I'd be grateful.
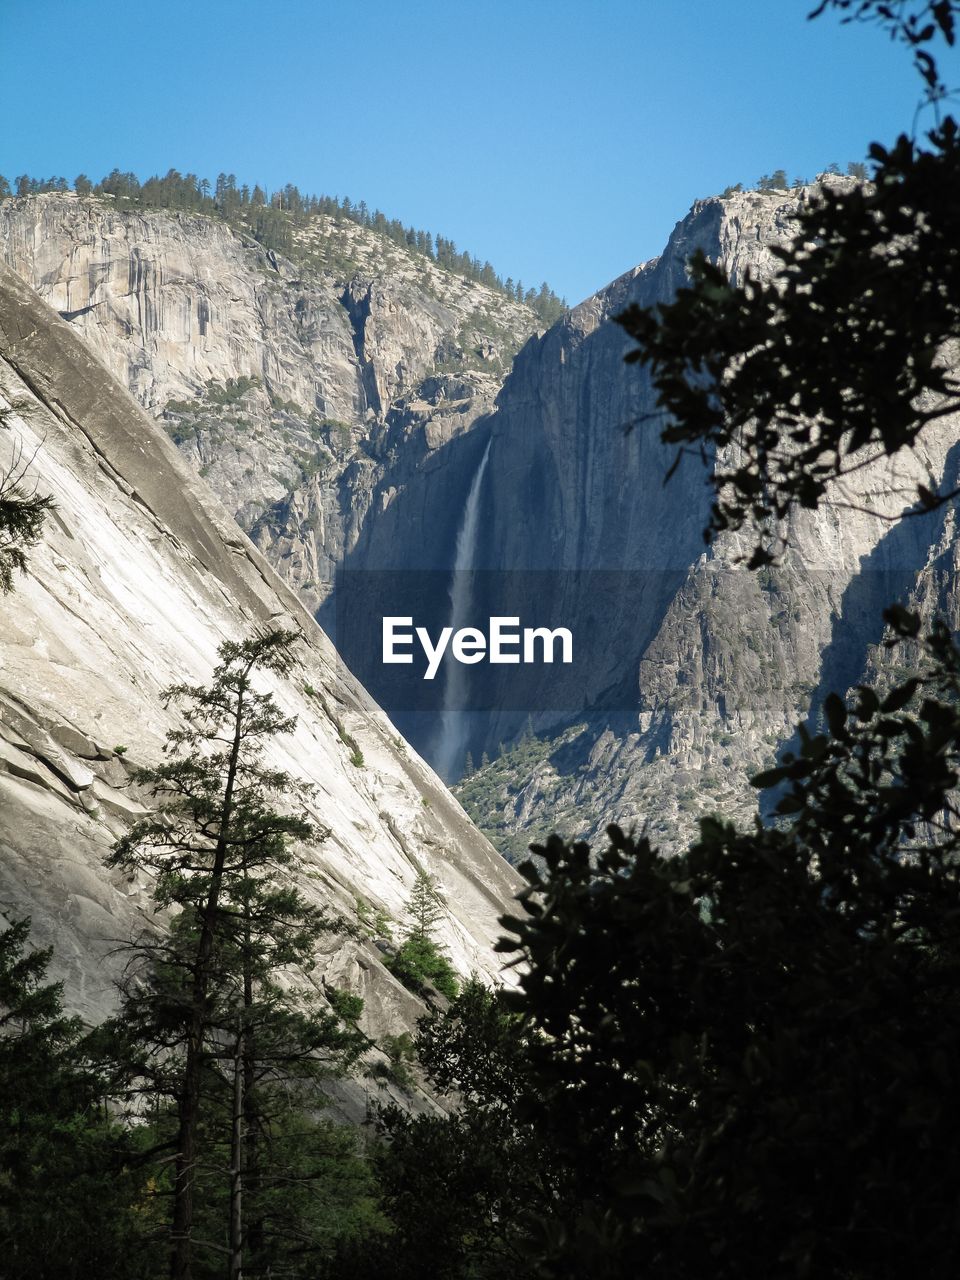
[0,192,537,612]
[432,184,960,851]
[6,184,958,863]
[0,262,520,1102]
[0,195,362,419]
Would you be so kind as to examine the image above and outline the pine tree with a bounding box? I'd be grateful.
[0,920,151,1278]
[406,870,445,942]
[385,872,459,1002]
[107,628,354,1280]
[0,419,54,594]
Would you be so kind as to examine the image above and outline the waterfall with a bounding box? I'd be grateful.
[433,440,492,782]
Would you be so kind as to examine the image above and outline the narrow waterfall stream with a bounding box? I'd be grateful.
[433,440,492,781]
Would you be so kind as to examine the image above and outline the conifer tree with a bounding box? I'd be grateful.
[108,628,354,1280]
[385,871,459,1002]
[0,919,150,1278]
[406,869,445,942]
[0,420,54,594]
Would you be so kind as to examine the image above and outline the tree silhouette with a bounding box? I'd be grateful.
[499,616,960,1274]
[0,919,151,1277]
[487,4,960,1274]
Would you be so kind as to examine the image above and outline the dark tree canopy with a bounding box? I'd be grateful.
[0,920,152,1279]
[363,980,552,1280]
[492,608,960,1277]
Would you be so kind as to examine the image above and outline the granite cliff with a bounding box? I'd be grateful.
[5,182,958,866]
[448,182,960,855]
[0,192,539,613]
[0,260,521,1114]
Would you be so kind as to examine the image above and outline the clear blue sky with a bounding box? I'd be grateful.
[3,0,949,304]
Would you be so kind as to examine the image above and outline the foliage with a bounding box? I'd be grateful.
[204,374,262,406]
[106,628,360,1279]
[6,7,960,1277]
[328,986,365,1023]
[455,8,960,1276]
[414,977,532,1107]
[335,717,364,765]
[5,166,567,325]
[492,611,960,1276]
[366,981,549,1279]
[756,167,788,190]
[454,723,589,863]
[387,933,459,1002]
[373,1031,417,1089]
[356,10,960,1279]
[405,869,445,941]
[0,919,153,1279]
[108,630,313,915]
[183,1097,386,1279]
[0,418,54,593]
[383,871,460,1001]
[0,914,378,1280]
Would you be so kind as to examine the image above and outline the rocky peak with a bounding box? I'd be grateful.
[8,180,936,865]
[0,192,541,611]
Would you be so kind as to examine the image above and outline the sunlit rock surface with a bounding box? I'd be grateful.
[0,262,520,1115]
[6,183,957,865]
[0,192,539,612]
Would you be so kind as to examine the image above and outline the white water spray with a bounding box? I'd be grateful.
[434,440,492,781]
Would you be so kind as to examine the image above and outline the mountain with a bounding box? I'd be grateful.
[449,181,960,855]
[5,181,958,869]
[0,191,540,614]
[0,258,520,1112]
